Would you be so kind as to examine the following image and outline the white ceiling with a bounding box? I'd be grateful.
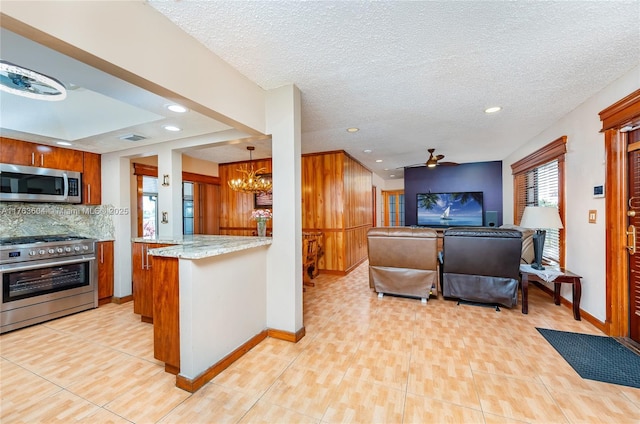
[1,2,639,179]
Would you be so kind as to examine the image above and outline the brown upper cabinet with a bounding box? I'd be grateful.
[0,137,83,172]
[1,137,101,205]
[82,152,101,205]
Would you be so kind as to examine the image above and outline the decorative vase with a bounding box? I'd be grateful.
[257,219,267,237]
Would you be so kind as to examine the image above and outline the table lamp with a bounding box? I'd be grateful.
[519,206,564,270]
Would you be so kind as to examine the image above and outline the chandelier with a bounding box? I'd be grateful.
[228,146,273,194]
[0,61,67,101]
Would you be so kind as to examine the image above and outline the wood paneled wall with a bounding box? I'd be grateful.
[218,151,373,273]
[218,159,273,236]
[302,151,373,273]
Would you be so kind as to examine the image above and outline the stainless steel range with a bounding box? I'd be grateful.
[0,235,97,334]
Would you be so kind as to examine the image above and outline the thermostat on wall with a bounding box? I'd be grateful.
[593,185,605,198]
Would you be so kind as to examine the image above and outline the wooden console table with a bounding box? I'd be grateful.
[520,265,582,320]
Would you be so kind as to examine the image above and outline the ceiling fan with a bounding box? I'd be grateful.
[403,148,459,169]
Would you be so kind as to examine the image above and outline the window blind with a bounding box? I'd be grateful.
[512,136,566,266]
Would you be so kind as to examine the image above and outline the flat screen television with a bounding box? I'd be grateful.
[416,192,484,227]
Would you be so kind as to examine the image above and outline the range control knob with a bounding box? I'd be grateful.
[82,245,89,251]
[39,249,46,255]
[64,247,72,252]
[56,248,64,253]
[74,246,80,252]
[48,249,55,254]
[29,250,36,256]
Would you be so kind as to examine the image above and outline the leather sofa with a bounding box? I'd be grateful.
[367,227,439,301]
[440,227,523,308]
[500,224,535,264]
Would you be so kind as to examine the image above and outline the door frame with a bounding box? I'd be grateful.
[600,89,640,337]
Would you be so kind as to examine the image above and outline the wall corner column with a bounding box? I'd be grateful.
[266,84,303,334]
[100,154,133,298]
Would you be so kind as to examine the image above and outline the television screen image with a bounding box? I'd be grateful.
[417,192,484,227]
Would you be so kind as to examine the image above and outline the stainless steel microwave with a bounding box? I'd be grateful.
[0,164,82,203]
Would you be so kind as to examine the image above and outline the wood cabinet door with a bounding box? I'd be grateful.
[97,241,114,304]
[152,256,180,372]
[41,145,83,172]
[132,243,147,317]
[0,137,83,171]
[132,242,174,322]
[0,137,37,166]
[82,152,101,205]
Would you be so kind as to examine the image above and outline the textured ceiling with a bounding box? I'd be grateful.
[149,0,640,179]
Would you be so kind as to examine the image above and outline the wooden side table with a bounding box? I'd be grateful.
[520,266,582,320]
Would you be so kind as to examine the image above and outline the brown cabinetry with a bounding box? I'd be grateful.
[0,137,83,171]
[96,241,114,305]
[132,242,174,323]
[82,152,101,205]
[152,256,180,374]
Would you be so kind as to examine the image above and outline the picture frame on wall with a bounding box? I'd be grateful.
[254,174,273,209]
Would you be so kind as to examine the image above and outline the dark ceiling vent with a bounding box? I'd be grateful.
[119,134,147,142]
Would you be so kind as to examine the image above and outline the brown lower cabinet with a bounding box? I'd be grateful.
[152,256,180,374]
[97,241,114,305]
[132,242,174,322]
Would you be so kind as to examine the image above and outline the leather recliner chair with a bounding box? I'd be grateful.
[367,227,439,301]
[440,227,523,308]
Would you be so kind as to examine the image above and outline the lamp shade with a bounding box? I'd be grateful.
[520,206,564,229]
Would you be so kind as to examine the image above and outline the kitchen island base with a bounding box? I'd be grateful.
[148,238,274,392]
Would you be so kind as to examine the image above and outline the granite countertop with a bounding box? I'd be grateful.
[132,235,272,260]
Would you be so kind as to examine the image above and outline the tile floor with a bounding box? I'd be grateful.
[1,262,639,423]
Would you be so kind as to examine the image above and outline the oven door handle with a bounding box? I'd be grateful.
[0,256,95,273]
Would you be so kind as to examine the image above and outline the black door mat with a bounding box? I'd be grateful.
[537,328,640,389]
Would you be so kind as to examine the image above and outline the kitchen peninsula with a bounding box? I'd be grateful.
[131,235,272,392]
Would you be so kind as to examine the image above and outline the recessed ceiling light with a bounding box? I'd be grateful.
[384,168,390,171]
[163,125,181,132]
[363,149,372,153]
[56,141,72,146]
[346,127,359,133]
[390,174,395,178]
[484,106,502,114]
[376,159,383,163]
[167,104,188,113]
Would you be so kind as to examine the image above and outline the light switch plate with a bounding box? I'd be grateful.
[589,210,597,223]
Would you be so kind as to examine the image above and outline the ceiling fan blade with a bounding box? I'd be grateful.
[436,155,445,161]
[438,161,459,166]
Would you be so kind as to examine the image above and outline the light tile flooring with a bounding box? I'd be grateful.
[1,262,639,423]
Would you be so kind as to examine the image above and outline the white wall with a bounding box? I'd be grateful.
[503,65,640,322]
[371,173,405,226]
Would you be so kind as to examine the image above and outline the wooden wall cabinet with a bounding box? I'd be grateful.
[1,137,101,205]
[96,241,114,306]
[0,137,83,171]
[132,242,174,323]
[82,152,101,205]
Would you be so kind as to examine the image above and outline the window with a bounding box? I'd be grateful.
[142,176,158,237]
[512,136,566,266]
[183,182,194,235]
[382,190,404,226]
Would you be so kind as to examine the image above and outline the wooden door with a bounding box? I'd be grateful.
[193,182,220,234]
[627,129,640,343]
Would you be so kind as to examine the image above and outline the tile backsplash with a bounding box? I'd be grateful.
[0,203,116,240]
